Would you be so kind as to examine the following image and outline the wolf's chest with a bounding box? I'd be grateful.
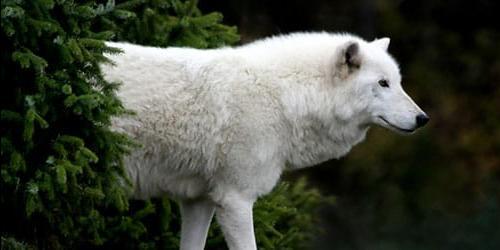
[287,121,368,169]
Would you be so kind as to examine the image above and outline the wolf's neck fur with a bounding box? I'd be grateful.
[283,92,370,169]
[259,52,370,170]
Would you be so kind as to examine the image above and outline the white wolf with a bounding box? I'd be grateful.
[102,32,429,250]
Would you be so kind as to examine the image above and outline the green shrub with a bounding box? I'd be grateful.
[1,236,34,250]
[99,178,331,250]
[1,0,135,248]
[100,0,240,48]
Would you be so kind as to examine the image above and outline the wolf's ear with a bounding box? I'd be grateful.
[344,41,361,69]
[372,37,390,51]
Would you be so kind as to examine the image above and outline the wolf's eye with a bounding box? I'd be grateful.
[378,79,389,88]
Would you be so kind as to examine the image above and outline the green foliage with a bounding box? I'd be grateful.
[252,179,333,249]
[1,0,136,248]
[97,179,330,250]
[1,0,327,249]
[99,0,240,48]
[1,236,35,250]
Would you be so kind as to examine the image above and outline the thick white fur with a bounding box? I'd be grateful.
[102,32,427,250]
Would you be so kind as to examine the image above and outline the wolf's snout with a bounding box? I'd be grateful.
[416,114,429,128]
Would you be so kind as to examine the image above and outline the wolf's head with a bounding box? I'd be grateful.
[332,37,429,134]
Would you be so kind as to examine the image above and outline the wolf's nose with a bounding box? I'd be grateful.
[416,114,429,128]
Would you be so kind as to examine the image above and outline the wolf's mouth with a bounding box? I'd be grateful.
[378,116,415,133]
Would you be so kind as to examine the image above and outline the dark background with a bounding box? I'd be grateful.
[200,1,500,249]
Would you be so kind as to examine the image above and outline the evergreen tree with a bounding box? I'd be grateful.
[100,0,240,48]
[1,0,136,248]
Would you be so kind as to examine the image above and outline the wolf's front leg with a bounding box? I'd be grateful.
[215,193,257,250]
[179,198,216,250]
